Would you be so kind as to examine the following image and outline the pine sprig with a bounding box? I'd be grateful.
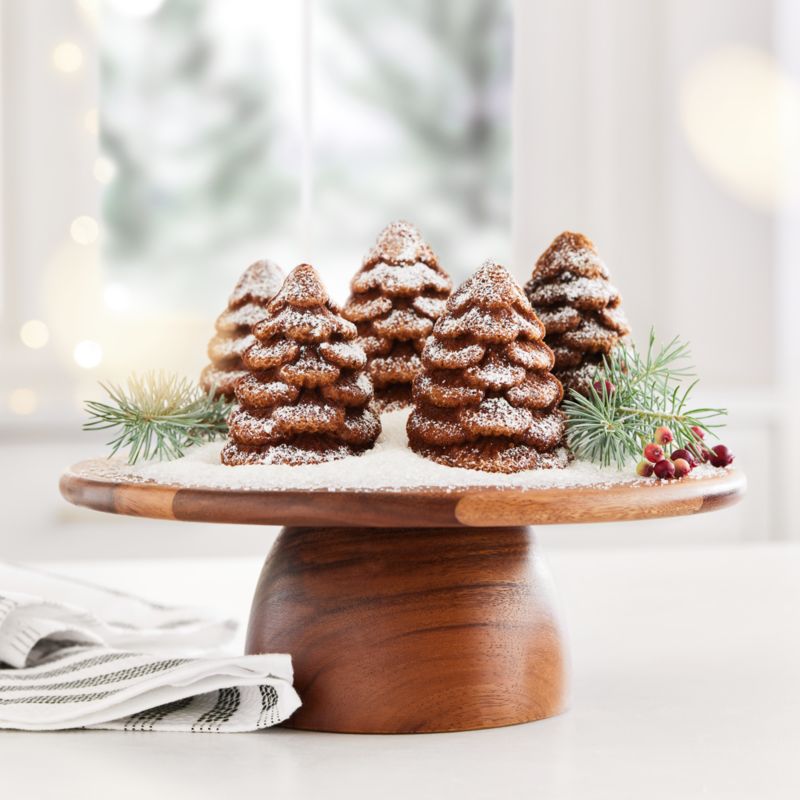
[563,330,727,468]
[83,371,232,465]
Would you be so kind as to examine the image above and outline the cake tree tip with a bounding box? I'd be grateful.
[455,259,524,305]
[230,258,285,306]
[550,231,598,252]
[370,220,435,265]
[278,263,330,306]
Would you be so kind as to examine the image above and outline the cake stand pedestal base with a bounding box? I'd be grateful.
[245,525,567,734]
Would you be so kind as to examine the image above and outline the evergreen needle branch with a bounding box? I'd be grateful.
[83,371,232,465]
[563,329,728,468]
[616,406,726,423]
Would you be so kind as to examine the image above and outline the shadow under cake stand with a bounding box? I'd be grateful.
[60,461,745,734]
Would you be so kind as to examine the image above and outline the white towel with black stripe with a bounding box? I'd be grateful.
[0,563,301,732]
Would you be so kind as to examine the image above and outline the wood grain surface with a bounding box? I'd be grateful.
[246,525,566,733]
[59,459,746,528]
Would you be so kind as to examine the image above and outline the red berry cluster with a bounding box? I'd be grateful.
[635,425,734,481]
[593,379,615,396]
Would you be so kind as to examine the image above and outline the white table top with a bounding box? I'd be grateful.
[2,544,799,800]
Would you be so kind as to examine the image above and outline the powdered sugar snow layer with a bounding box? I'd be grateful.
[133,409,721,492]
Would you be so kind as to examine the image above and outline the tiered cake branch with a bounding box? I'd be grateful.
[222,264,381,466]
[525,232,630,397]
[343,221,452,410]
[201,259,285,399]
[407,260,567,473]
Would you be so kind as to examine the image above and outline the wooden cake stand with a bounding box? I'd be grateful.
[60,461,745,734]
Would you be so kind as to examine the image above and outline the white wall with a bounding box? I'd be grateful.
[513,0,777,385]
[1,0,98,333]
[514,0,795,544]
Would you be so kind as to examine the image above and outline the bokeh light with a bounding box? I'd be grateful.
[680,44,800,209]
[93,156,117,184]
[76,0,100,27]
[103,283,131,311]
[19,320,50,349]
[44,218,208,380]
[52,42,84,73]
[73,340,104,369]
[8,388,38,416]
[70,215,100,245]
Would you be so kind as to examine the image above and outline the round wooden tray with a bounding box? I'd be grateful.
[60,458,745,528]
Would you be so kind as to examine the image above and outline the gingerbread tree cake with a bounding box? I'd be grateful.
[407,260,567,473]
[343,221,452,411]
[525,232,630,396]
[222,264,381,466]
[200,259,286,400]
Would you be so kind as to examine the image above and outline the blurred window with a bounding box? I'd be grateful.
[100,0,512,308]
[312,0,512,297]
[0,0,511,423]
[100,0,306,314]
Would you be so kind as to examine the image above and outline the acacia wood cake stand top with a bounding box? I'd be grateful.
[60,459,745,528]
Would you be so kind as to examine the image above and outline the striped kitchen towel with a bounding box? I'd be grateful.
[0,563,301,732]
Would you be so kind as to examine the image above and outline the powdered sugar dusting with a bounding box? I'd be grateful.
[532,232,609,281]
[131,409,720,491]
[528,276,620,308]
[448,260,529,312]
[352,263,450,295]
[364,220,439,267]
[273,263,330,308]
[229,259,285,307]
[552,245,607,278]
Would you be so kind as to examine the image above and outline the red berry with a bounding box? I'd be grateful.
[673,458,691,478]
[709,444,734,468]
[644,443,664,463]
[653,459,676,480]
[636,460,654,478]
[688,442,711,463]
[671,448,697,468]
[690,425,705,440]
[593,379,615,396]
[654,426,674,446]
